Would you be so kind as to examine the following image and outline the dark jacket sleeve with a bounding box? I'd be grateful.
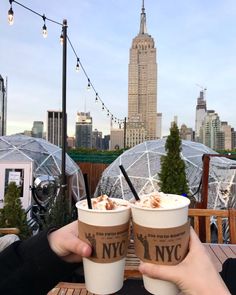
[220,258,236,295]
[0,228,81,295]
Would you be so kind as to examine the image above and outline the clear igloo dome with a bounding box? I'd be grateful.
[0,134,85,203]
[95,139,236,210]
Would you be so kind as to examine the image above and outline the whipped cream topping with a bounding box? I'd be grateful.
[80,195,129,210]
[135,192,184,209]
[92,194,118,210]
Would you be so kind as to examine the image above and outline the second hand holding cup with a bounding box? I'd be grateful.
[118,166,190,295]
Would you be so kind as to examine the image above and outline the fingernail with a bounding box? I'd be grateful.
[139,262,145,273]
[83,244,92,256]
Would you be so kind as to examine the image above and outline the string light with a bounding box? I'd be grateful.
[5,0,124,127]
[87,78,91,90]
[95,93,98,103]
[42,14,48,38]
[59,30,63,45]
[8,0,14,25]
[76,58,80,72]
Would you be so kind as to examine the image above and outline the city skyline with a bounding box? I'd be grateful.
[1,0,236,137]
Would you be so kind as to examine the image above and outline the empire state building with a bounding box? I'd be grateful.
[126,0,158,147]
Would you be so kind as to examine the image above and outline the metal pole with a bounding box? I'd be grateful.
[61,19,67,196]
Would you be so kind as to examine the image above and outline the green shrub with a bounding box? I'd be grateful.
[0,182,31,239]
[158,122,189,195]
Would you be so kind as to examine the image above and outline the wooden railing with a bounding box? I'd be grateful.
[0,228,20,235]
[188,208,236,243]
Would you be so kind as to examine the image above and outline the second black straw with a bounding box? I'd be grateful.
[119,165,140,201]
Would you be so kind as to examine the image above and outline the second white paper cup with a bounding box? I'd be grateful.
[131,194,190,295]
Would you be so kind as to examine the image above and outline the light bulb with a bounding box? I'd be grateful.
[107,111,110,117]
[76,58,80,72]
[42,14,47,38]
[102,103,105,111]
[95,93,98,103]
[42,26,47,38]
[60,32,63,45]
[8,7,14,25]
[87,78,91,90]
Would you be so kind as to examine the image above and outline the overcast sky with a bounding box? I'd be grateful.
[1,0,236,137]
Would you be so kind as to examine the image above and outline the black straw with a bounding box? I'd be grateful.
[83,173,92,209]
[119,165,140,201]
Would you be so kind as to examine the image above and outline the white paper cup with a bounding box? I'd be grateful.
[131,194,190,295]
[76,198,131,295]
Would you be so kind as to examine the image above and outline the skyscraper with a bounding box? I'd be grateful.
[200,110,221,150]
[126,0,157,147]
[47,110,62,147]
[92,129,103,150]
[195,90,207,142]
[75,112,92,148]
[32,121,44,138]
[0,75,7,136]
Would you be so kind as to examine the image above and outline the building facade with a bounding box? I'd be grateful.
[32,121,44,138]
[156,113,162,139]
[126,121,146,148]
[110,128,124,150]
[199,111,221,150]
[195,90,207,142]
[47,110,62,147]
[92,129,103,150]
[180,124,194,141]
[0,75,7,136]
[232,130,236,150]
[127,1,157,147]
[67,136,75,149]
[195,90,236,150]
[220,122,232,150]
[75,112,92,148]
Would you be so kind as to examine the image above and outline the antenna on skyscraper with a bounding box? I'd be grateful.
[196,84,207,98]
[196,84,207,91]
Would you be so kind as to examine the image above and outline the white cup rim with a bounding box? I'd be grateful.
[131,194,190,211]
[76,198,130,213]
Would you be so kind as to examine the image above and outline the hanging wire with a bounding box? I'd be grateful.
[9,0,63,25]
[66,35,123,122]
[6,0,124,126]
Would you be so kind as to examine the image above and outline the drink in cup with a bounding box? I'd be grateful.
[76,195,131,295]
[131,192,190,295]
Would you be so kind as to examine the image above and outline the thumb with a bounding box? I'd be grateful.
[139,262,179,284]
[60,234,92,257]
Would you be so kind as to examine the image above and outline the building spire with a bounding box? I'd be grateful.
[139,0,147,34]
